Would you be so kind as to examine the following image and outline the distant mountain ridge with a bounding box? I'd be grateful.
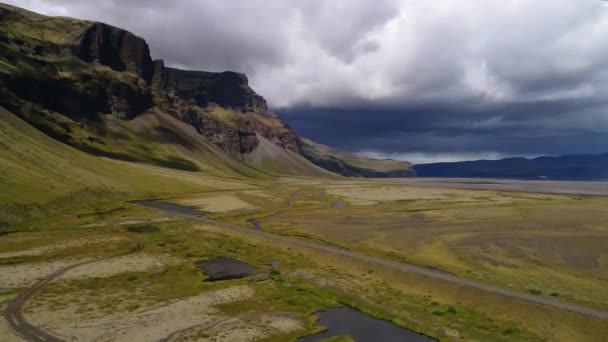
[300,138,414,178]
[414,153,608,180]
[0,3,408,178]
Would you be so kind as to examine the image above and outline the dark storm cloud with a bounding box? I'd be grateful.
[283,98,608,159]
[8,0,608,161]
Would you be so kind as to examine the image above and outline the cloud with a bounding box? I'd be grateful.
[7,0,608,159]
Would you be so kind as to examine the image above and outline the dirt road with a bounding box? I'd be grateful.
[3,241,143,342]
[4,260,94,341]
[135,202,608,321]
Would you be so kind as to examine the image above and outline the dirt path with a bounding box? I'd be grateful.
[3,241,144,342]
[4,260,94,342]
[247,210,287,230]
[135,203,608,320]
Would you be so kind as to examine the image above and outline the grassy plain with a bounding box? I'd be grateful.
[204,178,608,341]
[221,180,608,311]
[2,192,607,341]
[0,205,542,341]
[1,178,608,340]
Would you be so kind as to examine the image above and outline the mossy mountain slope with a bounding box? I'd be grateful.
[300,138,414,177]
[0,3,408,178]
[0,107,258,222]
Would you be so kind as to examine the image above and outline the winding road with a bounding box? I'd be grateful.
[135,201,608,321]
[3,240,144,342]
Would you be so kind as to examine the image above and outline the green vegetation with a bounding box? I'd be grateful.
[300,137,414,177]
[248,182,608,313]
[2,215,549,341]
[318,336,354,342]
[0,3,91,45]
[0,109,269,223]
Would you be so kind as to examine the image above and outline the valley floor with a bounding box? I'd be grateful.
[397,178,608,196]
[1,177,608,341]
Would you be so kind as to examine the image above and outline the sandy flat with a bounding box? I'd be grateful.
[0,260,80,288]
[0,236,124,259]
[176,194,255,213]
[326,185,481,203]
[278,178,325,185]
[61,253,181,280]
[240,190,272,198]
[199,319,263,342]
[261,315,302,333]
[29,285,256,341]
[83,216,176,228]
[27,283,302,341]
[115,217,175,225]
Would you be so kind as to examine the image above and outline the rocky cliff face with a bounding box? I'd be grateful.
[70,22,154,119]
[151,63,301,156]
[164,68,267,112]
[74,23,155,83]
[0,3,299,158]
[0,4,153,120]
[0,3,409,177]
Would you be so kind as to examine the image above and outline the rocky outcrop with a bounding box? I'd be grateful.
[153,65,301,156]
[151,60,167,94]
[107,78,151,119]
[236,112,301,152]
[164,68,267,112]
[0,4,154,121]
[74,23,155,83]
[176,107,259,155]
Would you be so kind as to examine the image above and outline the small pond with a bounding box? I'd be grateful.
[0,222,9,236]
[247,218,262,230]
[297,307,436,342]
[130,200,206,216]
[331,201,347,209]
[126,225,160,233]
[197,257,256,281]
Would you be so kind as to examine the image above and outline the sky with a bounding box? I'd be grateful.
[8,0,608,163]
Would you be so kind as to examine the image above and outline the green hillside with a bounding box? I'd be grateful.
[300,138,414,177]
[0,107,261,222]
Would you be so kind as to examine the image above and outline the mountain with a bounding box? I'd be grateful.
[0,3,406,180]
[0,106,260,222]
[413,154,608,180]
[300,138,414,177]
